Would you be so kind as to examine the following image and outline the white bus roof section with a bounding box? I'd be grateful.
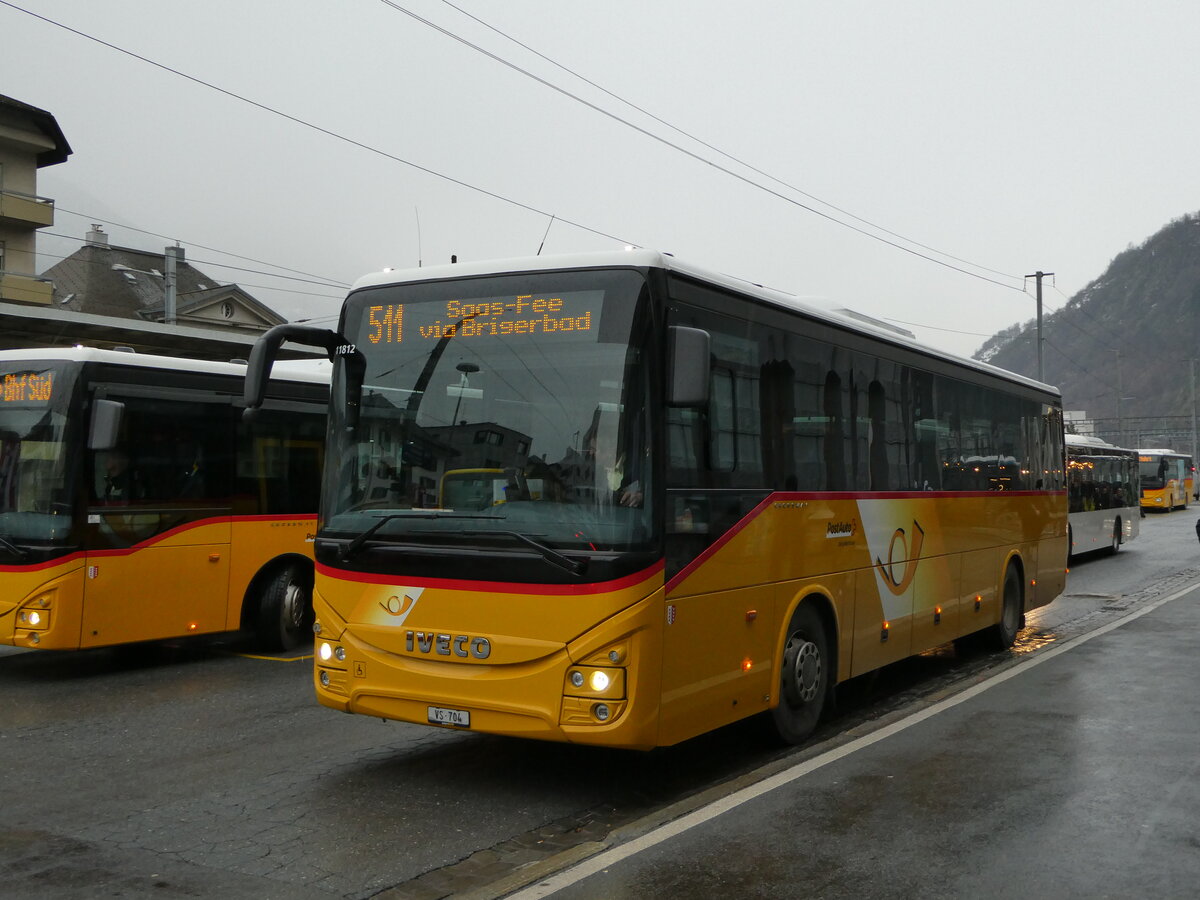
[0,346,329,386]
[351,250,1059,397]
[1065,434,1135,453]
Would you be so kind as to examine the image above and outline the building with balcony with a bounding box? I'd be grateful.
[0,95,313,361]
[0,93,70,306]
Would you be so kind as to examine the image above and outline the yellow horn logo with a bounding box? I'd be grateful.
[380,593,418,617]
[875,521,925,595]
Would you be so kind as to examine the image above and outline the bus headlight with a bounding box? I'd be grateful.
[593,703,610,722]
[319,670,330,687]
[318,642,347,669]
[564,666,623,699]
[17,608,49,630]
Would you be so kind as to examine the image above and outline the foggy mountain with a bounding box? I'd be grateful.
[974,211,1200,447]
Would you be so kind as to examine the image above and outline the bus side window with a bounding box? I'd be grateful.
[90,393,235,507]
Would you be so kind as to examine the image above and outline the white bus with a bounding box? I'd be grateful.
[1066,434,1140,558]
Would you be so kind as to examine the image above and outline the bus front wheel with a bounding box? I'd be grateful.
[255,562,314,652]
[771,603,830,744]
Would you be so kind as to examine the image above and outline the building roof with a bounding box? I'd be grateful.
[0,93,72,166]
[42,235,287,331]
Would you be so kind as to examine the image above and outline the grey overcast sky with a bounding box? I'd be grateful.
[3,0,1198,361]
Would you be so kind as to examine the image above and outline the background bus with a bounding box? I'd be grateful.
[1136,448,1193,511]
[245,250,1067,750]
[1065,434,1140,558]
[0,347,327,652]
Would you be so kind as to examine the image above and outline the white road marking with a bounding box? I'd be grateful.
[506,580,1200,899]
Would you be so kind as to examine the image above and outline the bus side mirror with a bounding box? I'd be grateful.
[88,399,125,450]
[243,323,349,422]
[667,326,710,408]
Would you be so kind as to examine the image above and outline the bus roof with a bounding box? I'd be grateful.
[1066,434,1136,453]
[1136,448,1189,456]
[350,250,1060,397]
[0,346,329,385]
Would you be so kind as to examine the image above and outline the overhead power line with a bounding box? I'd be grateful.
[0,0,632,248]
[377,0,1025,291]
[39,230,348,292]
[432,0,1023,284]
[5,0,1025,294]
[52,208,349,287]
[882,318,993,338]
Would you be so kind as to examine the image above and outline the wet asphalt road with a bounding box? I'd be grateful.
[2,509,1198,898]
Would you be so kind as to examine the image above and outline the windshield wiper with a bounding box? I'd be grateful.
[0,533,28,561]
[463,530,588,577]
[339,512,503,560]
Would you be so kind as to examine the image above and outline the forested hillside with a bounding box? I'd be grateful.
[975,212,1200,443]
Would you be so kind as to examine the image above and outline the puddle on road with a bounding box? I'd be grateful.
[1012,629,1059,653]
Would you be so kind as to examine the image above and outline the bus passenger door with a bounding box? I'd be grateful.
[80,387,235,647]
[851,566,912,676]
[850,503,927,676]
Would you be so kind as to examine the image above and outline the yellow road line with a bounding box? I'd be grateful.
[233,652,313,662]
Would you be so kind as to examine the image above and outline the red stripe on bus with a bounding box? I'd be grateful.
[0,551,87,573]
[767,490,1066,500]
[19,513,319,563]
[317,559,665,596]
[666,495,777,594]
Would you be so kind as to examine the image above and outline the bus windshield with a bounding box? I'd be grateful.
[0,361,77,546]
[1138,454,1178,490]
[326,268,656,555]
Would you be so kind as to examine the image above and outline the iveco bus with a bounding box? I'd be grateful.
[243,250,1067,749]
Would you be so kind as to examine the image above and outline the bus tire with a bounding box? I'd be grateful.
[255,562,314,652]
[771,603,830,745]
[983,564,1022,651]
[1109,518,1122,555]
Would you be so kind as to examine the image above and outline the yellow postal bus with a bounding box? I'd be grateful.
[245,250,1067,749]
[0,347,326,651]
[1136,448,1192,511]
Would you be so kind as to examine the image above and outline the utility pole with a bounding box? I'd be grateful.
[1192,359,1197,476]
[1026,271,1053,383]
[1115,350,1124,447]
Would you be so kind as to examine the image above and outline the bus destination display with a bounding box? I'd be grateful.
[1,372,54,404]
[365,291,600,345]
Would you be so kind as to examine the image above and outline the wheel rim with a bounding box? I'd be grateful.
[282,581,305,631]
[782,633,822,705]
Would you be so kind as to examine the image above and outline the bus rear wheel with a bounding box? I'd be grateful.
[771,604,830,744]
[255,562,314,652]
[983,564,1022,651]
